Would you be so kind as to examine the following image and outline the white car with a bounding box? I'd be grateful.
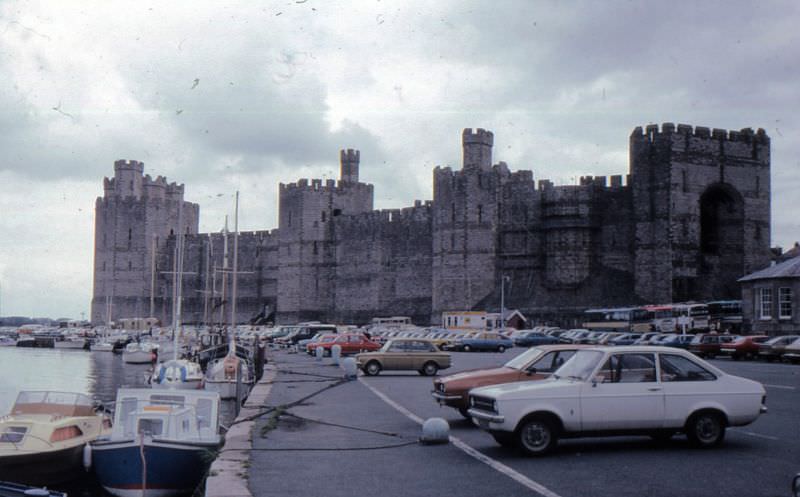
[468,346,767,456]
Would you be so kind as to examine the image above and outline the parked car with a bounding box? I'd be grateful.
[657,334,694,349]
[718,335,769,360]
[632,332,662,345]
[513,332,560,347]
[608,333,643,346]
[356,339,451,376]
[306,332,380,356]
[687,334,739,359]
[467,346,767,456]
[449,332,514,352]
[432,344,582,417]
[783,337,800,364]
[757,335,800,362]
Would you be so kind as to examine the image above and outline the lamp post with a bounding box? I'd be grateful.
[500,275,510,328]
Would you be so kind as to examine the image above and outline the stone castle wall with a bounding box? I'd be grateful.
[91,124,772,327]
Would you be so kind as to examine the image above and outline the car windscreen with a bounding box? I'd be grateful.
[553,350,604,381]
[504,347,545,370]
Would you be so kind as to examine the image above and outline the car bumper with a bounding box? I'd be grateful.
[431,391,462,403]
[467,408,505,424]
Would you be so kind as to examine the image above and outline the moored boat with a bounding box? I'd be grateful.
[0,391,112,486]
[0,481,67,497]
[90,388,221,497]
[53,335,88,350]
[122,342,158,364]
[150,359,204,389]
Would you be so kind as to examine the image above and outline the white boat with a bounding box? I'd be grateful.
[53,336,87,350]
[0,391,111,486]
[150,359,204,389]
[0,336,15,347]
[90,341,114,352]
[90,388,221,497]
[204,351,254,400]
[122,342,158,364]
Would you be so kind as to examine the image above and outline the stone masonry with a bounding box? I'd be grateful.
[90,124,773,326]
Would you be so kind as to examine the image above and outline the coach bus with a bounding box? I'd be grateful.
[707,300,742,332]
[582,307,654,333]
[672,303,710,332]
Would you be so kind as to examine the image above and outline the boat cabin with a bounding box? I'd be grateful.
[112,389,220,442]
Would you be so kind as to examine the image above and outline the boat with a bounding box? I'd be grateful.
[90,388,221,497]
[0,391,112,486]
[0,481,67,497]
[53,335,88,350]
[122,342,158,364]
[0,337,15,347]
[90,340,115,352]
[150,359,204,389]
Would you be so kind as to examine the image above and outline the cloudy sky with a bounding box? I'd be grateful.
[0,1,798,319]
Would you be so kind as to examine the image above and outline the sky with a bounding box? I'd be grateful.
[0,0,798,319]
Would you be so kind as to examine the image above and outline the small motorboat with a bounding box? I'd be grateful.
[204,351,254,401]
[90,388,221,497]
[90,340,115,352]
[122,342,158,364]
[0,481,67,497]
[0,391,112,486]
[53,335,88,350]
[150,359,204,389]
[0,337,16,347]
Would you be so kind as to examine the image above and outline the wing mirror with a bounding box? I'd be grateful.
[525,367,537,376]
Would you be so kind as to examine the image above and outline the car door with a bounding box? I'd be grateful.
[382,341,407,369]
[580,353,664,431]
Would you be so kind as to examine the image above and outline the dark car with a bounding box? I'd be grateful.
[608,333,643,346]
[757,335,800,362]
[718,335,769,360]
[688,334,739,359]
[513,332,560,347]
[658,334,694,349]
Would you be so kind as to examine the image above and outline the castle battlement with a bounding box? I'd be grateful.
[462,128,494,146]
[279,178,372,194]
[632,122,769,144]
[114,159,144,172]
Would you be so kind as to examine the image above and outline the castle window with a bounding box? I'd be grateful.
[313,241,318,255]
[128,228,132,241]
[128,261,132,271]
[682,170,687,193]
[451,203,456,223]
[321,211,326,222]
[756,176,760,195]
[288,212,292,227]
[333,208,342,216]
[102,261,106,271]
[451,232,455,250]
[478,204,483,223]
[170,229,174,236]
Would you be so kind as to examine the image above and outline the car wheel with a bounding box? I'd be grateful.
[421,361,439,376]
[497,345,506,353]
[686,411,726,448]
[463,345,472,353]
[458,407,471,419]
[516,416,558,456]
[492,432,517,448]
[364,361,382,376]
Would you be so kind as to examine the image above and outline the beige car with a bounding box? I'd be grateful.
[356,338,452,376]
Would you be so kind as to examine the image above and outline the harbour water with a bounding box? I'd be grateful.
[0,346,234,496]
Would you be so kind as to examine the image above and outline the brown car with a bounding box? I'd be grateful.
[356,338,451,376]
[718,335,769,360]
[431,344,582,417]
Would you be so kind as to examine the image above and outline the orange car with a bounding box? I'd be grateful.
[431,344,583,417]
[307,333,380,356]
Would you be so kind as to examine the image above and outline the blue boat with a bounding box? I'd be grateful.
[89,388,221,497]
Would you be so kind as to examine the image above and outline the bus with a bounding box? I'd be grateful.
[707,300,742,333]
[644,305,677,333]
[672,303,710,332]
[582,307,654,333]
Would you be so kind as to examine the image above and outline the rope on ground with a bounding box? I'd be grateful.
[229,377,348,426]
[239,440,419,452]
[274,368,344,380]
[282,412,405,438]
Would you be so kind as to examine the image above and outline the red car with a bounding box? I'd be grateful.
[306,333,380,356]
[718,335,769,360]
[687,333,739,359]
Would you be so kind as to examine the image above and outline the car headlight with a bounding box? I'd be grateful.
[492,399,498,412]
[469,396,475,407]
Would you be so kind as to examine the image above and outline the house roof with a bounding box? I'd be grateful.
[738,255,800,282]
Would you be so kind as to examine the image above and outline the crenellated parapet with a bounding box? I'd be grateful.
[631,122,769,144]
[631,122,769,161]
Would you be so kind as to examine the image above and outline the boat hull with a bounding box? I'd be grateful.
[0,444,85,486]
[92,438,219,497]
[123,350,155,364]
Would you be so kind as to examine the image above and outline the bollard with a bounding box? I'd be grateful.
[315,345,324,361]
[420,417,450,445]
[341,357,357,380]
[331,344,342,365]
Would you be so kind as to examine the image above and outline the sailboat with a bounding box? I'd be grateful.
[150,203,204,390]
[204,192,255,401]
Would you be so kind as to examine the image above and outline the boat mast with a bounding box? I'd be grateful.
[172,202,185,361]
[150,234,156,319]
[229,192,239,352]
[219,216,229,330]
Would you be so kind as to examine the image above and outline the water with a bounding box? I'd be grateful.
[0,347,235,496]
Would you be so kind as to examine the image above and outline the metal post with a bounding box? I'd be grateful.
[231,192,239,329]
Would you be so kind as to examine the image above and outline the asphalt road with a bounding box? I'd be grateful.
[358,349,800,497]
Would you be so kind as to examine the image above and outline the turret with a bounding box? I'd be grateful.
[113,159,144,198]
[340,149,360,183]
[462,128,493,170]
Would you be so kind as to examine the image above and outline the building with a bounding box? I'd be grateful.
[91,124,773,326]
[739,255,800,336]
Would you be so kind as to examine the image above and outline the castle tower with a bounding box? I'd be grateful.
[630,123,771,303]
[91,161,199,324]
[462,128,493,170]
[431,128,507,322]
[276,150,374,323]
[340,149,360,183]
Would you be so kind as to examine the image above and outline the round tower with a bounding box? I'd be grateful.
[462,128,493,170]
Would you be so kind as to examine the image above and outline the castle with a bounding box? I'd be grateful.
[91,124,772,326]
